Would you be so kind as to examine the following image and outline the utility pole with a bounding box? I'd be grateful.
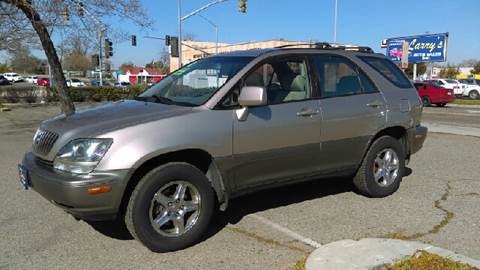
[98,30,103,86]
[333,0,338,43]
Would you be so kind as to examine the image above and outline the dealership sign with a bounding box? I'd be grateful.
[386,33,448,63]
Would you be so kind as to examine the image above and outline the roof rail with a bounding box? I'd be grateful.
[275,42,374,53]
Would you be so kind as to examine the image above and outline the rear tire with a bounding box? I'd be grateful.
[469,90,479,100]
[125,162,215,252]
[353,136,405,198]
[422,96,431,107]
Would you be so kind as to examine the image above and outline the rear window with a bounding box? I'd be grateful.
[359,56,412,88]
[445,79,457,84]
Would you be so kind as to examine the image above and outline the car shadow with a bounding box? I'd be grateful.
[85,167,413,242]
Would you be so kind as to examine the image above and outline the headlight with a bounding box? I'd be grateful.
[53,138,113,174]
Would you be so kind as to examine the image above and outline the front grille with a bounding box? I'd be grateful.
[32,129,59,156]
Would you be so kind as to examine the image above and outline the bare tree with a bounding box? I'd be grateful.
[0,0,151,115]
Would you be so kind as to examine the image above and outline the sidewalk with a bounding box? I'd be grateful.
[305,238,480,270]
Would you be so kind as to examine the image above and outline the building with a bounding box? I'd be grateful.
[116,66,166,85]
[169,39,306,71]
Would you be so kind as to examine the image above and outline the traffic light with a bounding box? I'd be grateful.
[104,38,113,58]
[91,54,99,66]
[170,36,179,57]
[77,1,84,17]
[165,35,171,46]
[239,0,247,13]
[63,5,70,20]
[131,35,137,46]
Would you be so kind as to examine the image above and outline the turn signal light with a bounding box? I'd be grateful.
[87,185,112,195]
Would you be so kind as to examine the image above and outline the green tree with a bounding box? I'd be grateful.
[0,0,151,115]
[119,62,135,69]
[471,62,480,75]
[405,63,427,79]
[439,66,460,78]
[0,63,9,73]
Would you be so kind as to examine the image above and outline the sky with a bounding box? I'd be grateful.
[5,0,480,68]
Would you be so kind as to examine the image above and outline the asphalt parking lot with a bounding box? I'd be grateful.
[0,104,479,269]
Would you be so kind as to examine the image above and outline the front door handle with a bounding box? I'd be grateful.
[366,100,383,108]
[296,108,318,117]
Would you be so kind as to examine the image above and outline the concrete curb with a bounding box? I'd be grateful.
[305,238,480,270]
[423,121,480,137]
[448,103,480,109]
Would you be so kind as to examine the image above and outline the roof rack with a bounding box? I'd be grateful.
[275,42,374,53]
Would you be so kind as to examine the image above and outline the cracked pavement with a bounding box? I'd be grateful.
[0,105,479,269]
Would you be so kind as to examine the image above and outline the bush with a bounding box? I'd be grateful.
[127,84,148,98]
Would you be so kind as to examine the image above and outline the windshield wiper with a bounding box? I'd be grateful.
[135,95,196,107]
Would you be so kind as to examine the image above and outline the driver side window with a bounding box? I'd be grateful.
[243,57,311,105]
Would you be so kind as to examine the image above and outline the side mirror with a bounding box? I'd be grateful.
[236,86,267,121]
[238,86,267,107]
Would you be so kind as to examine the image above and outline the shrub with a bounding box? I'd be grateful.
[127,84,148,98]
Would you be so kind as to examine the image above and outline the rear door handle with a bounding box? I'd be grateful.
[296,108,318,117]
[366,100,383,108]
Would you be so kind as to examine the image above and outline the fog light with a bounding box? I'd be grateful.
[87,185,112,194]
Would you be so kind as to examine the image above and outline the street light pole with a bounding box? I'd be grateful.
[177,0,228,67]
[333,0,338,43]
[198,14,219,54]
[177,0,182,68]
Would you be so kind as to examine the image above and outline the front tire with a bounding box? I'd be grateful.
[469,90,479,100]
[353,136,405,198]
[125,162,215,252]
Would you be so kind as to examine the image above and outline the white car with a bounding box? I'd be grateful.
[66,79,86,87]
[430,78,463,95]
[25,76,38,84]
[2,72,23,83]
[460,83,480,99]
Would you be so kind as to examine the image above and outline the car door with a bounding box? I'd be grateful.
[312,54,387,173]
[231,56,322,190]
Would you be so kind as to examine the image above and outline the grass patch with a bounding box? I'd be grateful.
[452,99,480,105]
[388,250,478,270]
[293,256,307,270]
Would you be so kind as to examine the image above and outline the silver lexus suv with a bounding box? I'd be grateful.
[18,44,427,252]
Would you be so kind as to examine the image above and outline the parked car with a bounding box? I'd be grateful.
[3,72,23,83]
[66,79,86,87]
[37,77,50,87]
[414,82,455,106]
[427,78,462,95]
[90,79,112,87]
[459,78,480,86]
[113,81,131,89]
[25,76,38,84]
[0,75,11,85]
[18,44,427,252]
[456,79,480,99]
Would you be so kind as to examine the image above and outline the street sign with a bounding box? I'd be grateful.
[386,33,448,63]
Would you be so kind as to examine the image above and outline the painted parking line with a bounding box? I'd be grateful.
[250,214,323,248]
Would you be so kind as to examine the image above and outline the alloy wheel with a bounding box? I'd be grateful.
[373,148,400,187]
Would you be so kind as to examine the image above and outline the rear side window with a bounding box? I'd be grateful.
[313,55,377,97]
[359,56,412,88]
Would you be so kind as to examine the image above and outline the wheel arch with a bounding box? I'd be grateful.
[119,149,229,217]
[363,126,408,162]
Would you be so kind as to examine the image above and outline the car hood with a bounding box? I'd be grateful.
[41,100,195,137]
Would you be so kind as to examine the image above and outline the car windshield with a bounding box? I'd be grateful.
[430,81,443,88]
[445,79,457,84]
[138,56,253,106]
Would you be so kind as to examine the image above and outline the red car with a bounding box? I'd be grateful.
[414,82,455,107]
[37,77,50,87]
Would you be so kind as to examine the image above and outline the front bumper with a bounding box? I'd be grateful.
[407,125,428,156]
[20,152,130,221]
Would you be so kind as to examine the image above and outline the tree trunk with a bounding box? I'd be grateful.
[12,0,75,115]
